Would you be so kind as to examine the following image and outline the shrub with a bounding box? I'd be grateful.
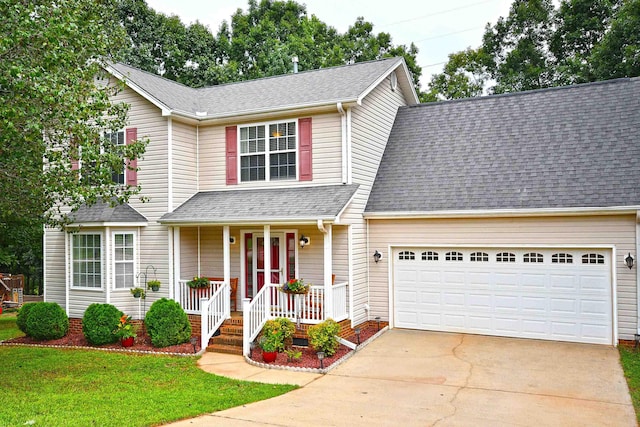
[308,318,340,356]
[82,304,123,345]
[144,298,191,347]
[16,303,36,334]
[25,302,69,340]
[259,317,295,352]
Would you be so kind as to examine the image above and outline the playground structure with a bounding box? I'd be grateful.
[0,274,24,309]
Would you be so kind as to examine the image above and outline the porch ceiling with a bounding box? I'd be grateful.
[159,184,359,225]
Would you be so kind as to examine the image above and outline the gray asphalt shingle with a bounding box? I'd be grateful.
[71,201,147,224]
[366,77,640,213]
[160,184,359,224]
[110,58,403,118]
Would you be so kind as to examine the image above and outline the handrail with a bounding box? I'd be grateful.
[177,279,223,314]
[332,282,349,321]
[242,283,273,356]
[200,282,230,350]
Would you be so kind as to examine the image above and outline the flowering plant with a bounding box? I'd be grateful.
[187,276,209,289]
[113,315,137,339]
[280,278,309,294]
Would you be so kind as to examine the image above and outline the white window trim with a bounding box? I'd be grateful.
[77,129,127,185]
[237,119,299,183]
[111,230,137,290]
[70,232,104,290]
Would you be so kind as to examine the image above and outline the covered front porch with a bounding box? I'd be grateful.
[159,184,358,354]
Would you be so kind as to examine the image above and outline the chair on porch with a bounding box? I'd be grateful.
[207,277,239,311]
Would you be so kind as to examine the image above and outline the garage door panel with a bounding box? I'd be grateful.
[394,247,612,345]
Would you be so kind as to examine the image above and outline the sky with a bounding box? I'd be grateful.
[144,0,514,89]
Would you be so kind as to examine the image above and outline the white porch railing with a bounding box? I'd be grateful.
[200,282,230,350]
[174,280,230,350]
[242,282,349,356]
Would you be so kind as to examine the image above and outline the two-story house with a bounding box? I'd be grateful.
[44,59,640,353]
[44,57,419,352]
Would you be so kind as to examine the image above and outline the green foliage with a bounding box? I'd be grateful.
[116,0,424,96]
[426,0,639,100]
[113,314,137,339]
[619,346,640,423]
[82,303,122,345]
[259,317,295,352]
[144,298,191,348]
[0,346,296,426]
[0,0,148,229]
[24,302,69,341]
[16,302,35,334]
[307,318,340,356]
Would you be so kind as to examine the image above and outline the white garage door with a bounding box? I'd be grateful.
[393,247,613,345]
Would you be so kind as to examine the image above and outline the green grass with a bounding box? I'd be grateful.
[0,311,24,341]
[619,346,640,423]
[0,315,296,426]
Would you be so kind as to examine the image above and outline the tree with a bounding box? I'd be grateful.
[0,0,147,231]
[424,48,489,101]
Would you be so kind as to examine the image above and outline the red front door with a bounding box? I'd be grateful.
[245,233,294,299]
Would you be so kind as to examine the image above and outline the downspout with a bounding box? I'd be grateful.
[65,231,69,316]
[636,211,640,336]
[167,117,173,211]
[105,226,110,305]
[337,103,347,184]
[196,125,200,192]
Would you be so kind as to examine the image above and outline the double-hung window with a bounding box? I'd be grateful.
[105,130,125,184]
[239,121,297,182]
[113,233,135,289]
[72,234,102,288]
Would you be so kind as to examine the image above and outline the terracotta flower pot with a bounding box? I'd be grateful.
[121,337,134,347]
[262,350,277,363]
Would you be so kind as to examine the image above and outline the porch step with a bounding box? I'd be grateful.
[206,314,244,355]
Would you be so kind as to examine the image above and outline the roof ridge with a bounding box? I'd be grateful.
[408,77,634,110]
[111,62,199,92]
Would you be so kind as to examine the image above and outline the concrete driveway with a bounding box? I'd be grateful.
[171,330,636,426]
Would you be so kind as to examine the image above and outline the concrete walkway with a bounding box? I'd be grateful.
[169,330,636,426]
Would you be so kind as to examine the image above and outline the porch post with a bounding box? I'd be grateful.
[324,223,333,318]
[223,225,231,317]
[172,227,181,304]
[263,225,271,286]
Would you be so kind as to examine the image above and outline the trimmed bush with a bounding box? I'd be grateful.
[25,302,69,341]
[308,318,340,356]
[144,298,191,348]
[82,303,123,345]
[16,303,36,334]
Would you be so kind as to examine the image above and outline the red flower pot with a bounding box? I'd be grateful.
[121,337,134,347]
[262,351,277,363]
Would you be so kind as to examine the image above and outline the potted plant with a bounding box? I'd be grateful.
[147,279,161,292]
[187,276,210,297]
[280,278,309,294]
[113,315,137,347]
[258,317,295,362]
[130,287,146,299]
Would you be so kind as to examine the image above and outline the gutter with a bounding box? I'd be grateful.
[363,206,640,219]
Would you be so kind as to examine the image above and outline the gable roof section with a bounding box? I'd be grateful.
[159,184,359,224]
[69,201,148,225]
[365,77,640,216]
[108,58,418,120]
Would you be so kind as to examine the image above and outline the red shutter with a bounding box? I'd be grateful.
[125,128,138,186]
[70,138,79,171]
[298,117,312,181]
[226,126,238,185]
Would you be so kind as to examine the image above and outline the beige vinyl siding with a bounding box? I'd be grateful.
[367,214,638,340]
[341,75,408,326]
[197,113,343,191]
[171,120,198,207]
[44,228,67,308]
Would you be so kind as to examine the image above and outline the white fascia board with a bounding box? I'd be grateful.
[104,64,173,116]
[334,190,359,224]
[363,206,640,219]
[356,58,419,106]
[157,217,336,227]
[67,222,148,228]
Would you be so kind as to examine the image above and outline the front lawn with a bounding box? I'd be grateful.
[0,315,295,426]
[0,311,23,341]
[619,346,640,423]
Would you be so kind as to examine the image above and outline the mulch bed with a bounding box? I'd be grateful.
[248,324,382,369]
[4,331,201,355]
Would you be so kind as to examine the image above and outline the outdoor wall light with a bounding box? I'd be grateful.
[625,252,635,269]
[299,235,309,248]
[317,351,325,369]
[373,250,382,263]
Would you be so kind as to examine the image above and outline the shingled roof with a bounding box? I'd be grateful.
[365,77,640,215]
[70,201,147,225]
[159,184,359,224]
[109,57,417,119]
